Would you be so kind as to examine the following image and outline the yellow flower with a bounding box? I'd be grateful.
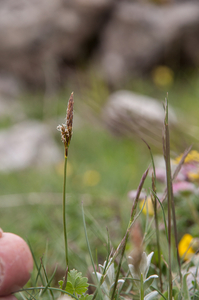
[178,234,195,261]
[174,150,199,164]
[151,65,174,88]
[83,170,101,187]
[187,171,199,182]
[139,197,154,216]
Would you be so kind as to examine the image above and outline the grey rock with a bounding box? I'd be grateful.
[96,2,199,86]
[0,73,24,120]
[103,90,177,146]
[0,0,113,86]
[0,121,61,172]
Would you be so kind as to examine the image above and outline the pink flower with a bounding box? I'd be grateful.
[172,181,196,196]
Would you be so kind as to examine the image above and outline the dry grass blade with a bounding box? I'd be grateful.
[160,145,192,204]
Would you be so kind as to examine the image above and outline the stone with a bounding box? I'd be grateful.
[102,90,177,146]
[96,2,199,86]
[0,121,62,172]
[0,0,113,86]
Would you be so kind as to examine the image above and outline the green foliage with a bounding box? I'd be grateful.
[3,74,199,299]
[59,269,89,297]
[79,295,93,300]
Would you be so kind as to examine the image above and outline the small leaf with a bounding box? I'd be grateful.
[140,252,147,276]
[64,269,89,296]
[143,275,158,290]
[74,276,89,295]
[182,272,191,300]
[65,281,74,294]
[145,252,154,278]
[58,280,63,289]
[144,291,158,300]
[79,295,93,300]
[106,262,115,285]
[128,264,140,280]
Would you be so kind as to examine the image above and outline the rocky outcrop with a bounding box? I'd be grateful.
[0,0,199,87]
[96,2,199,86]
[0,0,113,86]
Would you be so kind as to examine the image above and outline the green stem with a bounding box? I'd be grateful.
[146,141,163,292]
[164,98,172,300]
[140,273,144,300]
[110,168,149,300]
[63,155,69,270]
[153,194,163,292]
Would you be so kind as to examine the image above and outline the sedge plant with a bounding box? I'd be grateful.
[57,92,74,271]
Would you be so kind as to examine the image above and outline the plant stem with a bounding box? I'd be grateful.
[164,97,182,290]
[153,191,163,292]
[145,140,163,292]
[110,168,149,300]
[163,97,172,300]
[140,273,144,300]
[164,98,173,300]
[63,155,69,270]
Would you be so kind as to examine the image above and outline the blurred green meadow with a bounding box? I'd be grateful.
[0,69,199,279]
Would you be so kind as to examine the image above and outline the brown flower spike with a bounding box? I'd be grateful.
[57,92,74,157]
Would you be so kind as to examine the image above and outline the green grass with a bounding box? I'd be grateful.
[1,70,199,291]
[0,126,151,276]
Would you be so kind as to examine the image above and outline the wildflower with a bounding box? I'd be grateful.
[172,150,199,184]
[178,234,195,261]
[172,181,196,196]
[83,170,101,186]
[187,171,199,182]
[151,65,174,88]
[154,168,166,183]
[174,150,199,164]
[139,197,154,216]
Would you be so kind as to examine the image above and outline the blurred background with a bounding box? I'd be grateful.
[1,0,199,278]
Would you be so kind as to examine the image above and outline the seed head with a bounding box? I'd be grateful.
[57,92,74,157]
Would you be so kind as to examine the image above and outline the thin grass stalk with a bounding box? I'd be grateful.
[171,196,182,284]
[164,97,182,287]
[57,92,74,271]
[109,168,149,268]
[41,265,57,296]
[110,168,149,300]
[151,176,163,292]
[160,146,192,205]
[163,97,173,300]
[27,240,45,287]
[63,156,69,269]
[151,191,168,241]
[21,290,37,300]
[81,203,97,279]
[143,140,163,292]
[81,203,103,300]
[110,234,127,300]
[40,257,55,300]
[20,287,79,300]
